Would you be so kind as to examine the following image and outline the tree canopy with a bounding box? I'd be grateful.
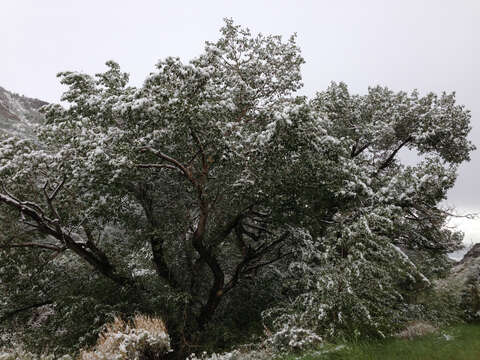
[0,20,475,358]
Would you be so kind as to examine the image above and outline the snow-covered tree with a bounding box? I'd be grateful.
[0,19,474,357]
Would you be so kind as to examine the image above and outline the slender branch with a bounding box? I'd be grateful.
[377,136,413,171]
[189,127,206,170]
[351,141,371,158]
[420,202,477,219]
[243,251,295,274]
[135,163,179,171]
[240,226,259,242]
[0,183,21,203]
[48,176,67,201]
[139,147,192,181]
[224,232,290,295]
[211,213,245,247]
[43,179,63,232]
[83,226,111,265]
[234,225,248,257]
[186,149,203,166]
[251,231,290,260]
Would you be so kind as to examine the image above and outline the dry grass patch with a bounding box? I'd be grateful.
[395,321,437,339]
[79,315,170,360]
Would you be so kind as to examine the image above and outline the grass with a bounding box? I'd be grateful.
[279,324,480,360]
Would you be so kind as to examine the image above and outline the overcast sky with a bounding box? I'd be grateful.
[1,0,479,244]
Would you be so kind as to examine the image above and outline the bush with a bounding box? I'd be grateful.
[0,349,72,360]
[186,349,273,360]
[187,321,322,360]
[79,315,171,360]
[265,323,322,353]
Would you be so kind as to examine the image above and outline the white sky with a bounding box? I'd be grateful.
[1,0,479,244]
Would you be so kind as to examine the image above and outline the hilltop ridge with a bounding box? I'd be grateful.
[0,86,46,137]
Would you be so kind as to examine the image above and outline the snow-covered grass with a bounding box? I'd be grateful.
[277,323,480,360]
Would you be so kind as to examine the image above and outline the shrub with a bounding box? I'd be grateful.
[0,349,72,360]
[187,321,322,360]
[78,315,170,360]
[264,323,322,353]
[186,349,273,360]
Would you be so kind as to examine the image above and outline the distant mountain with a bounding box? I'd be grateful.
[0,86,47,138]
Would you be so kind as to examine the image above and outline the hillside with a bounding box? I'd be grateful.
[0,86,46,137]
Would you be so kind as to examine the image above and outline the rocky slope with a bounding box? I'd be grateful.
[438,244,480,320]
[459,243,480,265]
[0,86,47,137]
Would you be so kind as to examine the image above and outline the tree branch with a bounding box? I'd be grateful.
[133,185,180,289]
[0,193,132,287]
[135,163,179,171]
[351,141,371,158]
[189,127,207,171]
[377,136,412,171]
[139,147,193,182]
[223,231,290,295]
[193,211,225,328]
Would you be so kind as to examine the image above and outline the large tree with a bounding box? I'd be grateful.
[0,20,475,357]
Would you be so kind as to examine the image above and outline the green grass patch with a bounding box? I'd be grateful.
[279,324,480,360]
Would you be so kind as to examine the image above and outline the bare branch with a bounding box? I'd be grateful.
[139,147,192,181]
[49,175,67,201]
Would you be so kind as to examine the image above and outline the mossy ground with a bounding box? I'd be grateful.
[279,323,480,360]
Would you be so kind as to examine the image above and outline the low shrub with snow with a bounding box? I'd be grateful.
[0,349,72,360]
[265,323,322,353]
[187,322,321,360]
[79,315,170,360]
[186,349,273,360]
